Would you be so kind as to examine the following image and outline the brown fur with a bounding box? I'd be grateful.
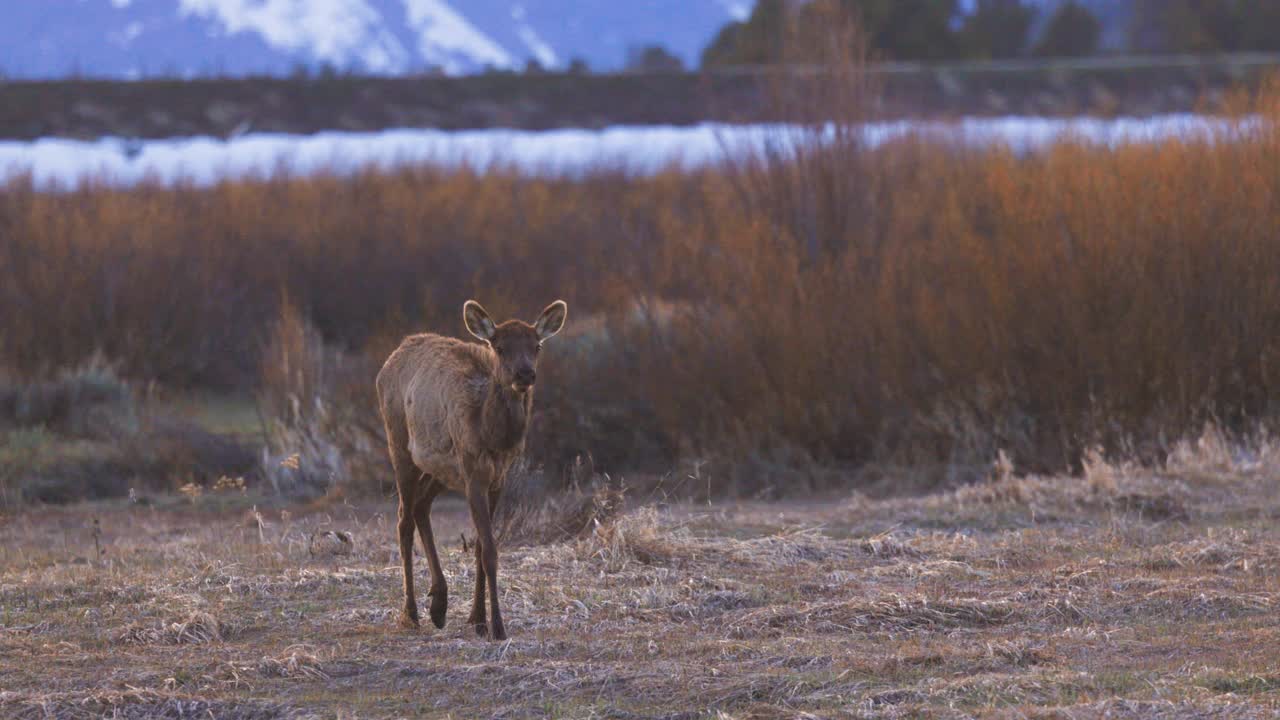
[376,300,566,639]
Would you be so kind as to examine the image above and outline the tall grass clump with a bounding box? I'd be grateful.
[4,33,1280,492]
[257,297,384,496]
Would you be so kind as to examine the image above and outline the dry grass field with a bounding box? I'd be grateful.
[3,432,1279,719]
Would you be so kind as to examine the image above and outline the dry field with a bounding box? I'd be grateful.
[3,433,1279,719]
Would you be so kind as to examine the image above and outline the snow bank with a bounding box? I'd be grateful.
[0,115,1259,189]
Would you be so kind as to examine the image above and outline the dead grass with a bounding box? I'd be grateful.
[0,688,301,720]
[3,438,1280,718]
[115,610,234,645]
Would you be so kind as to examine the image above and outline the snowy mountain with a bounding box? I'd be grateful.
[0,0,749,78]
[0,1,1143,80]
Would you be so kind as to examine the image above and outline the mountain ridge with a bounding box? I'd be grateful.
[1,0,741,78]
[0,0,1137,80]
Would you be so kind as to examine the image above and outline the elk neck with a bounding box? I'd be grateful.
[480,374,531,453]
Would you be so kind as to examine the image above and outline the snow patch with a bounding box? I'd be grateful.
[0,116,1257,190]
[178,0,410,72]
[401,0,513,73]
[516,24,557,68]
[715,0,752,21]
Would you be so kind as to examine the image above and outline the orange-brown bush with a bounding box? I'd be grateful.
[4,108,1280,489]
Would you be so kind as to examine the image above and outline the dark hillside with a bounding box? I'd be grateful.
[3,55,1277,140]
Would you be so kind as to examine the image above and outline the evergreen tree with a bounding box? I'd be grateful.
[1035,1,1102,57]
[1131,0,1280,54]
[958,0,1037,59]
[700,0,788,67]
[626,45,685,73]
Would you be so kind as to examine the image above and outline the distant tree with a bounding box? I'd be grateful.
[626,44,685,73]
[1131,0,1227,53]
[566,57,590,74]
[524,58,546,74]
[701,21,746,67]
[701,0,787,68]
[958,0,1037,59]
[1235,2,1280,52]
[1130,0,1280,54]
[702,0,962,66]
[843,0,961,61]
[1034,1,1101,57]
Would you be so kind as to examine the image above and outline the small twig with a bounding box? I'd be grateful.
[91,517,104,560]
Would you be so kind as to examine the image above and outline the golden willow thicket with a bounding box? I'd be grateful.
[4,88,1280,487]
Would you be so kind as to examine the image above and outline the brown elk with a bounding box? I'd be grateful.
[375,299,567,640]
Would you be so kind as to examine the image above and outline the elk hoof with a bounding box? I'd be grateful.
[490,625,507,641]
[398,610,420,630]
[429,595,447,629]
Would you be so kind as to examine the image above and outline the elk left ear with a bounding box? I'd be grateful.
[535,300,567,341]
[463,300,497,342]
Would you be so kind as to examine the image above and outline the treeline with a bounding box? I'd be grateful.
[702,0,1280,67]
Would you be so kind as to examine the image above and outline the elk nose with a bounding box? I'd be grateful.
[515,368,536,386]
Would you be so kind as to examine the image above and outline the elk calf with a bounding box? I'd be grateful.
[376,300,567,640]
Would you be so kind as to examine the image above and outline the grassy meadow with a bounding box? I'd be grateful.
[3,434,1280,717]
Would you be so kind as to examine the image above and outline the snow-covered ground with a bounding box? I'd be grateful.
[0,115,1259,189]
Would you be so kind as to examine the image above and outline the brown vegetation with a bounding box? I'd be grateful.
[0,360,256,507]
[5,89,1280,494]
[3,435,1279,717]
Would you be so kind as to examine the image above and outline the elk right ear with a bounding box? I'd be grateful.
[463,300,496,342]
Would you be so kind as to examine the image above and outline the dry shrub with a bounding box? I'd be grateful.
[858,530,926,560]
[0,355,135,437]
[1142,531,1280,573]
[116,610,232,645]
[255,647,330,680]
[1123,588,1274,622]
[0,358,253,506]
[6,64,1280,491]
[582,507,681,572]
[257,298,383,497]
[496,468,626,547]
[727,526,860,566]
[727,593,1018,639]
[306,530,354,557]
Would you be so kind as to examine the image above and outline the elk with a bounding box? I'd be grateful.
[376,299,567,640]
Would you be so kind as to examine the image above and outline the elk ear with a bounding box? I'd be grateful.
[535,300,567,341]
[463,300,496,342]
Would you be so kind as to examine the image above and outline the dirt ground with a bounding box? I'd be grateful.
[3,437,1280,719]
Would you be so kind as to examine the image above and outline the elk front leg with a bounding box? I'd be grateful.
[467,486,505,636]
[466,478,505,640]
[468,533,486,637]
